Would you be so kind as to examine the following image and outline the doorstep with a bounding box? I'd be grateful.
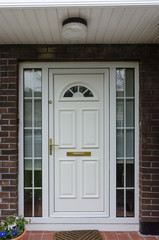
[23,231,159,240]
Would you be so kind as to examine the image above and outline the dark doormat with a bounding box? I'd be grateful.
[54,230,103,240]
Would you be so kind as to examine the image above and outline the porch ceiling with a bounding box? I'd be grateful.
[0,1,159,44]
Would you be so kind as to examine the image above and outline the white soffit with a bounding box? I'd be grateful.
[0,0,159,7]
[0,1,158,44]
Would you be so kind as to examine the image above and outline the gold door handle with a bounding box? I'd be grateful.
[49,138,59,155]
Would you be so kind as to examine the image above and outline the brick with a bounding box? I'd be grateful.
[2,113,17,118]
[0,168,9,173]
[10,168,18,173]
[0,144,9,149]
[0,108,7,113]
[1,126,17,131]
[2,149,18,155]
[10,156,18,161]
[2,138,17,143]
[10,132,18,137]
[0,204,9,209]
[0,192,9,198]
[2,174,17,179]
[0,156,8,161]
[142,192,159,198]
[152,175,159,180]
[10,204,17,209]
[1,77,17,83]
[10,120,17,125]
[152,199,159,204]
[10,144,18,149]
[10,179,18,185]
[0,120,8,125]
[0,180,9,185]
[2,198,17,203]
[1,210,16,216]
[2,162,17,168]
[2,186,17,192]
[10,192,18,198]
[141,168,159,173]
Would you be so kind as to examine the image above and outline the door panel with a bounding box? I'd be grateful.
[82,109,99,148]
[53,74,104,212]
[59,109,75,148]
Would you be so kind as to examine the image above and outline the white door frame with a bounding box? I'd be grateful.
[19,62,139,230]
[49,68,109,218]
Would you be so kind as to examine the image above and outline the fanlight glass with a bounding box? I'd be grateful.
[63,85,94,98]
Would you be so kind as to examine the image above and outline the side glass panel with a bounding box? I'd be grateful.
[24,69,42,217]
[116,69,135,217]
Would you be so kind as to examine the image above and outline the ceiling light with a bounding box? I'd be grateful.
[62,17,87,40]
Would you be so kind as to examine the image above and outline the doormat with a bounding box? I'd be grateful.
[54,230,103,240]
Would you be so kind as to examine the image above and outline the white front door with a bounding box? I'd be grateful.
[49,69,109,216]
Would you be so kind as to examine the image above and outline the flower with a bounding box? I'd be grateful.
[8,224,16,230]
[0,214,30,239]
[12,231,17,236]
[0,231,7,238]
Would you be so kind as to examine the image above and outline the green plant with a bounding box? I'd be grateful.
[0,215,30,239]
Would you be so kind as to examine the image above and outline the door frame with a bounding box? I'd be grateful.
[19,62,139,230]
[49,68,109,218]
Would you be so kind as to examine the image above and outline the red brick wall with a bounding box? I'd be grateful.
[139,59,159,234]
[0,45,159,234]
[0,57,18,220]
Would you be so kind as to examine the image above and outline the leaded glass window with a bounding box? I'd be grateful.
[63,85,94,98]
[24,69,42,217]
[116,68,135,217]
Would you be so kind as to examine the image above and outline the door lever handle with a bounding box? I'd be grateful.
[49,138,59,155]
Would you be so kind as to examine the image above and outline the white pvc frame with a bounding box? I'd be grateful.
[49,68,109,218]
[19,62,139,231]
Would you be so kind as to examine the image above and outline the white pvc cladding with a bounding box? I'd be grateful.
[0,0,159,7]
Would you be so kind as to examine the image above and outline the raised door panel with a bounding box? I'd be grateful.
[59,109,75,148]
[82,159,99,198]
[82,109,99,148]
[59,160,76,198]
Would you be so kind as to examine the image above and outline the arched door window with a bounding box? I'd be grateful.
[63,85,94,98]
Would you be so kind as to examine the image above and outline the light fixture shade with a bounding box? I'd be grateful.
[62,17,87,40]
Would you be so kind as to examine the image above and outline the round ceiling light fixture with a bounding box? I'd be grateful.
[62,17,87,40]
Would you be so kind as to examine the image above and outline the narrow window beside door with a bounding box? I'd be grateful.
[116,69,135,217]
[24,69,42,217]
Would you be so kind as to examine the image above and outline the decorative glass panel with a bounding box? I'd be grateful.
[126,130,134,157]
[116,100,124,127]
[126,69,134,97]
[117,159,124,188]
[34,99,42,127]
[24,130,32,158]
[126,160,134,187]
[126,190,134,217]
[34,189,42,217]
[34,129,42,157]
[126,100,134,127]
[24,69,42,217]
[116,129,124,157]
[24,159,32,187]
[116,70,125,97]
[116,68,135,217]
[63,85,94,98]
[116,190,124,217]
[34,159,42,187]
[24,189,32,217]
[24,100,32,127]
